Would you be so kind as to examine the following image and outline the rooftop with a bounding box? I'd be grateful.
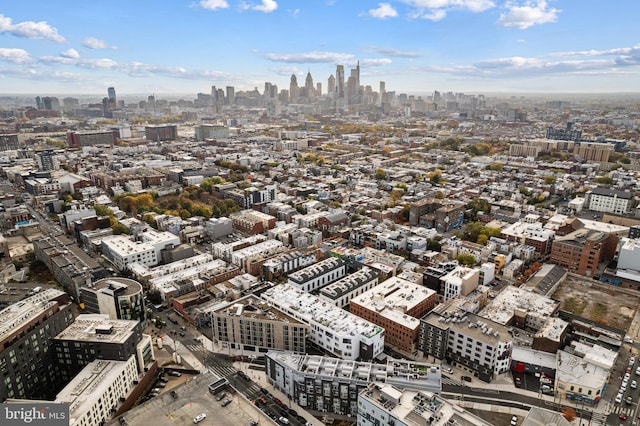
[0,288,67,344]
[479,286,559,326]
[213,294,307,326]
[54,314,139,344]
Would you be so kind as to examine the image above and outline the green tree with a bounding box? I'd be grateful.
[456,253,476,266]
[375,168,387,180]
[544,175,557,185]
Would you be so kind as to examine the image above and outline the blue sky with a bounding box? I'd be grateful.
[0,0,639,96]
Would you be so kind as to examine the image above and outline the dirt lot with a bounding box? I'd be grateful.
[552,274,640,330]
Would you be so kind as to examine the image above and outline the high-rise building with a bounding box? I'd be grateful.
[327,74,336,96]
[316,82,322,97]
[379,81,386,105]
[107,86,116,101]
[335,65,345,98]
[289,74,299,102]
[36,149,58,171]
[226,86,235,105]
[304,71,314,98]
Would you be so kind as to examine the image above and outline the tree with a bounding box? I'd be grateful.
[456,253,476,266]
[544,175,557,185]
[94,204,112,217]
[375,168,387,180]
[561,407,576,422]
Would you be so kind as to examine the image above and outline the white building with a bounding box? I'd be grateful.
[137,229,181,261]
[287,256,346,292]
[318,267,379,307]
[358,385,491,426]
[618,237,640,271]
[555,350,608,404]
[442,266,479,301]
[55,357,138,426]
[587,187,634,215]
[101,235,157,271]
[231,239,284,271]
[261,284,385,361]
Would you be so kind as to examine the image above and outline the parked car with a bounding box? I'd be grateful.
[461,376,472,382]
[193,413,206,424]
[168,371,182,377]
[237,371,250,381]
[615,393,623,404]
[620,413,628,420]
[155,382,166,388]
[636,366,640,376]
[633,380,638,389]
[510,415,518,426]
[443,367,454,374]
[179,331,185,337]
[514,377,522,387]
[170,390,178,399]
[272,397,283,406]
[278,417,289,425]
[216,392,227,401]
[158,377,169,383]
[221,399,232,407]
[626,396,634,405]
[625,336,634,344]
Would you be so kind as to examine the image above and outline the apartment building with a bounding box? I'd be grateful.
[80,277,145,323]
[479,286,560,332]
[555,350,608,405]
[350,277,437,354]
[53,315,153,380]
[441,266,480,301]
[262,250,317,281]
[358,385,491,426]
[229,209,277,234]
[101,235,157,271]
[587,187,634,215]
[261,284,384,361]
[501,221,555,255]
[287,257,346,292]
[419,301,512,382]
[265,351,442,418]
[211,295,309,355]
[54,357,139,426]
[318,266,379,308]
[550,229,618,277]
[0,289,74,402]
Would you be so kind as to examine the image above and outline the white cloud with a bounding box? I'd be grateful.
[368,3,398,19]
[253,0,278,13]
[265,51,354,63]
[199,0,229,10]
[83,37,116,50]
[402,0,495,13]
[360,58,393,67]
[0,48,31,64]
[498,1,560,29]
[60,48,80,59]
[416,9,447,20]
[0,14,65,43]
[367,47,421,58]
[270,66,304,77]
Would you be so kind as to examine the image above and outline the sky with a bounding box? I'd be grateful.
[0,0,639,96]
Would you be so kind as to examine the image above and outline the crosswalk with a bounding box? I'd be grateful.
[441,375,463,387]
[610,403,636,417]
[590,411,607,425]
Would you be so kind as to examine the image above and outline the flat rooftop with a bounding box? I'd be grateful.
[54,314,138,344]
[479,286,559,326]
[0,288,66,343]
[213,294,307,326]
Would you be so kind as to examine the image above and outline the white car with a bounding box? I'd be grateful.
[632,380,638,389]
[636,366,640,376]
[510,415,517,426]
[193,413,206,424]
[625,336,634,344]
[615,393,623,404]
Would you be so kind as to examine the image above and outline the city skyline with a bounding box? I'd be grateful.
[0,1,639,95]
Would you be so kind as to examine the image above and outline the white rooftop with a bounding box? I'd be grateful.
[0,288,66,343]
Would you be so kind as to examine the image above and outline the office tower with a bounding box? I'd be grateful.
[289,74,299,102]
[379,81,386,106]
[316,82,322,97]
[62,97,79,113]
[35,96,43,109]
[304,71,314,98]
[226,86,235,105]
[107,86,116,101]
[43,96,60,110]
[0,289,74,401]
[264,82,278,99]
[347,61,361,105]
[327,74,336,96]
[336,65,345,98]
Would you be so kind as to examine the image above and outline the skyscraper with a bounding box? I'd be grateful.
[226,86,235,105]
[289,74,299,102]
[327,74,336,96]
[107,86,116,101]
[335,65,345,98]
[304,71,314,98]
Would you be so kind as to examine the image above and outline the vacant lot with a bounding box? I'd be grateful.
[552,274,639,330]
